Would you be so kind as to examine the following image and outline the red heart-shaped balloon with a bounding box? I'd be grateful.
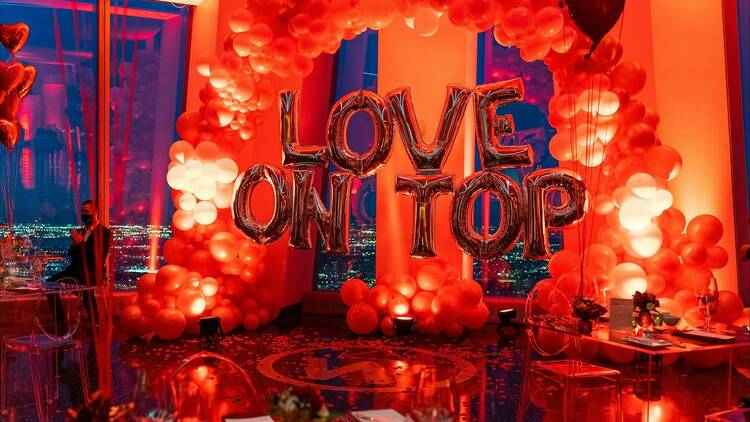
[0,91,20,120]
[0,119,20,150]
[16,65,36,99]
[0,23,30,55]
[0,62,24,92]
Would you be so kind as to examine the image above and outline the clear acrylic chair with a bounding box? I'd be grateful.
[1,282,91,422]
[518,283,622,422]
[171,352,263,421]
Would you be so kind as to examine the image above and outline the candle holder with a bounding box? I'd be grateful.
[393,316,415,335]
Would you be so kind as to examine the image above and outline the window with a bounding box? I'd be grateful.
[0,0,190,289]
[314,30,379,290]
[473,31,558,297]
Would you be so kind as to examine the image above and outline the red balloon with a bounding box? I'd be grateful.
[673,289,697,312]
[431,290,460,323]
[391,274,417,299]
[463,302,489,330]
[367,285,392,314]
[410,291,435,318]
[388,296,410,317]
[669,234,691,254]
[120,305,151,337]
[455,279,483,306]
[156,265,189,294]
[680,243,707,266]
[644,248,681,280]
[176,111,201,143]
[241,298,258,314]
[141,299,161,318]
[657,208,686,238]
[380,316,395,336]
[341,278,369,307]
[610,62,647,94]
[163,237,191,266]
[186,250,220,277]
[548,250,580,279]
[137,273,156,297]
[154,308,186,340]
[211,305,239,333]
[242,313,260,331]
[714,291,744,324]
[618,123,655,155]
[674,264,713,291]
[705,246,729,269]
[686,214,723,245]
[346,303,379,335]
[417,317,442,336]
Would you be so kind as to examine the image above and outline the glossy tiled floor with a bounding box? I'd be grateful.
[4,315,749,421]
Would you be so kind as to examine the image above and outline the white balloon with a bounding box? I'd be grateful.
[193,201,217,225]
[179,193,197,211]
[618,197,652,231]
[173,209,196,231]
[215,158,239,183]
[167,165,191,191]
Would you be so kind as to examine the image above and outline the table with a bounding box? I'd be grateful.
[522,316,750,421]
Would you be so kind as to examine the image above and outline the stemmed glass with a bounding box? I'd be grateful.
[695,277,719,332]
[408,367,458,422]
[130,370,176,421]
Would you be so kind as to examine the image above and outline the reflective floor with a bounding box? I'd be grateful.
[3,315,748,421]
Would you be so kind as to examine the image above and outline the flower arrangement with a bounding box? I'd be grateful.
[269,387,337,422]
[572,296,607,334]
[632,291,660,332]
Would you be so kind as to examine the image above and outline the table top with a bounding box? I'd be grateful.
[526,316,750,356]
[0,283,95,302]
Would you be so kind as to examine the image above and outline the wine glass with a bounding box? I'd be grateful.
[409,367,458,422]
[131,370,176,421]
[695,277,719,332]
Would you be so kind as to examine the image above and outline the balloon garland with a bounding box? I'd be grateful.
[122,0,748,340]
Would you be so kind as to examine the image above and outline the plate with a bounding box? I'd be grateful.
[352,409,406,422]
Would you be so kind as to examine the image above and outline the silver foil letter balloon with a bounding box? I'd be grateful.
[522,168,587,259]
[289,169,353,253]
[233,163,290,244]
[280,90,329,168]
[395,174,454,258]
[474,78,534,169]
[450,171,523,260]
[386,85,471,174]
[326,90,394,178]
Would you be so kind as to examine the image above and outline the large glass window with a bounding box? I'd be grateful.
[473,31,557,297]
[314,30,379,290]
[0,0,189,289]
[107,0,190,289]
[0,0,98,279]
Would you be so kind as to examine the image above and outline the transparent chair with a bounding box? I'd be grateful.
[518,283,622,422]
[1,282,91,422]
[172,352,263,421]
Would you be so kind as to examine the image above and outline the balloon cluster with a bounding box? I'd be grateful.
[341,262,489,338]
[0,23,35,150]
[123,0,747,339]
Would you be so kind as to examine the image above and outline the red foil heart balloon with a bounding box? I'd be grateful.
[0,62,24,93]
[16,65,36,99]
[0,119,20,150]
[0,23,30,55]
[0,91,20,120]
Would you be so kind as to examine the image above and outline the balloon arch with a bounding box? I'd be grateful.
[120,0,746,341]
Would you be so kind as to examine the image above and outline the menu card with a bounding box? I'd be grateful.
[609,298,633,331]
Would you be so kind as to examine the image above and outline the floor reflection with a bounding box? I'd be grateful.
[4,315,748,421]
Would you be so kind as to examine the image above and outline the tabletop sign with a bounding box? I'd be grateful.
[609,298,634,331]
